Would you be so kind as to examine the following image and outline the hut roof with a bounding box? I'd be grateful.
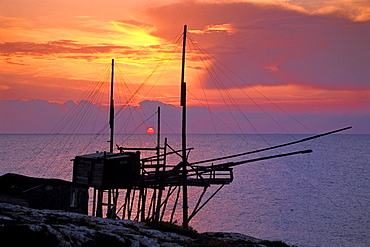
[0,173,71,195]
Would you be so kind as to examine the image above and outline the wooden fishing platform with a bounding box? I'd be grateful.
[72,141,235,222]
[70,25,351,227]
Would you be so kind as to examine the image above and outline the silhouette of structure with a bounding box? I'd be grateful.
[71,25,351,227]
[0,173,88,214]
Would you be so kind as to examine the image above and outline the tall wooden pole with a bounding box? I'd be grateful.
[180,25,189,229]
[109,59,115,153]
[155,106,162,221]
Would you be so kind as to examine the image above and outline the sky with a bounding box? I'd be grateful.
[0,0,369,134]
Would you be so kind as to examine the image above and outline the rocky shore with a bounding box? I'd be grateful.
[0,203,292,247]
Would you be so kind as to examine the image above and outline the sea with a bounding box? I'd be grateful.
[1,133,369,247]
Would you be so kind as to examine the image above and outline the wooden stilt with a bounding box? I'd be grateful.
[141,187,146,222]
[92,188,96,217]
[96,189,103,217]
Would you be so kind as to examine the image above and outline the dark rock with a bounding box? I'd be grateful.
[0,203,292,247]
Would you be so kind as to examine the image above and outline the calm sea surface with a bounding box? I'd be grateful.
[1,134,369,247]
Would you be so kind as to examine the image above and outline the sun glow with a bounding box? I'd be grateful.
[1,0,369,134]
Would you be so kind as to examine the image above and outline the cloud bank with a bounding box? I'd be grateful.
[1,99,366,134]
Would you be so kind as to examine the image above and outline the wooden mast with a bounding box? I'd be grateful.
[154,106,162,221]
[107,59,115,218]
[109,59,115,153]
[180,25,189,228]
[95,59,116,218]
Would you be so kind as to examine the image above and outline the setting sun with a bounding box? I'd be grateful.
[0,0,369,135]
[0,1,368,246]
[146,127,155,135]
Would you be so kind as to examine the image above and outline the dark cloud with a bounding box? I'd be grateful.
[144,1,370,90]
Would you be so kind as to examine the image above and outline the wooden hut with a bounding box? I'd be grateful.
[72,151,141,189]
[0,173,88,214]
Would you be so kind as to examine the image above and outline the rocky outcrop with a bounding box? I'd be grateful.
[0,203,291,247]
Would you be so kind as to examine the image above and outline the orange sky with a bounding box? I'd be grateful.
[0,0,369,133]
